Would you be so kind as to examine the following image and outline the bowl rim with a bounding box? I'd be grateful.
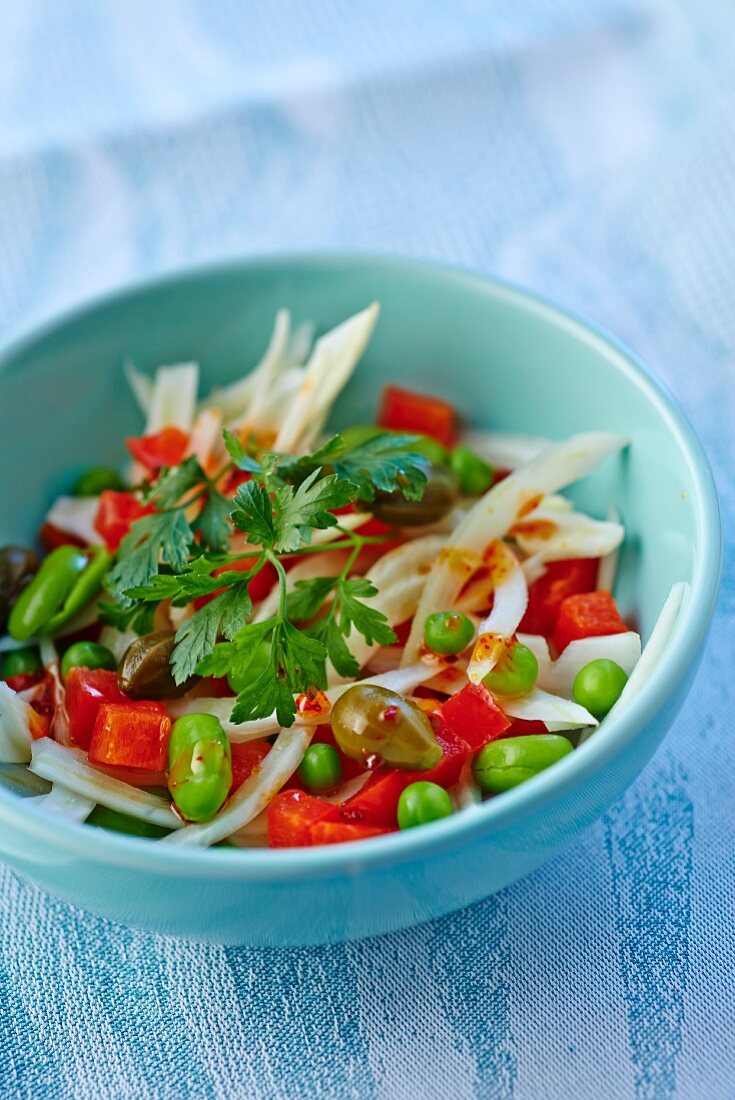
[0,251,722,881]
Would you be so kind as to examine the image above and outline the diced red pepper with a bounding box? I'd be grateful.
[309,821,393,845]
[439,682,511,751]
[340,721,470,828]
[267,790,340,848]
[230,740,271,794]
[126,427,189,473]
[192,556,278,612]
[38,522,87,552]
[552,590,628,654]
[65,667,131,749]
[88,702,171,771]
[378,384,458,448]
[519,558,599,638]
[93,491,154,552]
[5,671,44,693]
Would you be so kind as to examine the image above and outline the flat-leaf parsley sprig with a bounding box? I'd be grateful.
[106,428,429,726]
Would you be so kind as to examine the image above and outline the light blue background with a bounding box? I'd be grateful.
[1,2,733,1097]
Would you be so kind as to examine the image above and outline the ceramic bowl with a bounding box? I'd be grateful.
[0,255,720,945]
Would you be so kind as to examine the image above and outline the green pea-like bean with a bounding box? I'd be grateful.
[167,713,232,822]
[7,545,89,641]
[472,734,573,793]
[60,640,117,679]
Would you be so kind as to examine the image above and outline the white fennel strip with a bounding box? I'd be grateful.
[32,784,95,822]
[401,432,628,666]
[163,727,311,847]
[460,430,551,470]
[516,633,552,682]
[145,362,199,433]
[124,358,154,416]
[39,638,71,746]
[515,503,624,584]
[611,583,688,709]
[467,542,528,683]
[29,740,181,829]
[0,683,34,763]
[275,303,380,453]
[501,688,598,731]
[44,496,99,545]
[597,507,621,592]
[540,632,641,697]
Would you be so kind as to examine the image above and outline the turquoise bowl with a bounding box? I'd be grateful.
[0,255,720,945]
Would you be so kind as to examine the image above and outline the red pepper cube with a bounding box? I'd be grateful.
[267,790,340,848]
[340,721,471,828]
[229,740,271,795]
[88,703,171,771]
[93,491,154,552]
[65,667,130,750]
[378,384,458,448]
[552,590,628,654]
[519,558,599,638]
[309,821,393,845]
[126,427,189,473]
[439,682,511,751]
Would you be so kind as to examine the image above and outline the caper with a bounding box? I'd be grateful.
[371,464,459,527]
[331,684,442,770]
[117,630,198,699]
[0,546,40,632]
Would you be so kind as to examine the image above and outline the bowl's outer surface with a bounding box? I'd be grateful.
[0,255,720,945]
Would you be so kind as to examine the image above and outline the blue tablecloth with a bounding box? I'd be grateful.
[1,3,733,1097]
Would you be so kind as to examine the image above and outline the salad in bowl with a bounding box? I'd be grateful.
[0,302,685,851]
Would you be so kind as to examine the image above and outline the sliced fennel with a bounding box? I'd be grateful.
[402,432,628,665]
[501,687,598,731]
[0,683,34,763]
[467,542,528,683]
[145,362,199,434]
[44,496,99,544]
[29,740,181,829]
[32,783,95,822]
[460,430,551,470]
[540,632,641,697]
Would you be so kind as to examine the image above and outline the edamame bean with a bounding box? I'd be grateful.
[61,641,117,679]
[44,546,111,634]
[473,734,573,793]
[0,646,42,680]
[298,743,343,793]
[424,611,475,655]
[573,658,628,718]
[397,781,453,829]
[167,713,232,822]
[482,642,538,696]
[7,545,88,641]
[73,466,125,497]
[449,445,493,495]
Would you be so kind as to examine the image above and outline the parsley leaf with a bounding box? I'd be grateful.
[108,510,194,601]
[272,470,355,552]
[279,431,429,502]
[337,576,397,647]
[172,582,253,683]
[97,598,156,636]
[150,456,206,508]
[230,480,277,547]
